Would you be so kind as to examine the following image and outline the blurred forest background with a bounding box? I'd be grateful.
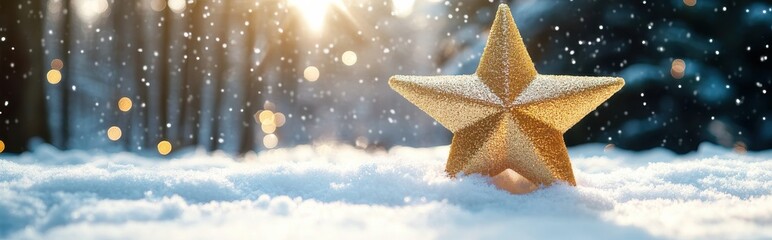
[0,0,770,154]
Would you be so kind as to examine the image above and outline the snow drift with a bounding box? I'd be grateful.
[0,143,770,239]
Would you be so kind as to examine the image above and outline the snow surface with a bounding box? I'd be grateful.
[1,143,771,239]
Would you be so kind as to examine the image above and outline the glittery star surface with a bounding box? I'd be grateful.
[388,4,624,186]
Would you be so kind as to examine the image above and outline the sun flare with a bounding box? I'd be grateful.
[288,0,341,32]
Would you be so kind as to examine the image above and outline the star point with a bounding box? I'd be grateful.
[389,3,624,186]
[477,4,536,105]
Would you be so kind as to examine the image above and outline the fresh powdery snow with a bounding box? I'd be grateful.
[0,143,771,239]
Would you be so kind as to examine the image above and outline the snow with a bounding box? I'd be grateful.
[1,143,771,239]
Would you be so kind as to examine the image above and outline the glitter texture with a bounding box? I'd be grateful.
[388,4,624,186]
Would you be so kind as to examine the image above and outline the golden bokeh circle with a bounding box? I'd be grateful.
[47,70,62,84]
[0,140,5,153]
[263,134,278,149]
[258,110,274,124]
[304,66,320,82]
[683,0,696,7]
[261,122,277,134]
[118,97,133,112]
[168,0,186,13]
[107,126,122,141]
[342,51,357,66]
[157,140,172,155]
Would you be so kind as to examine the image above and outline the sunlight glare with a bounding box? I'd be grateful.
[391,0,415,18]
[289,0,336,32]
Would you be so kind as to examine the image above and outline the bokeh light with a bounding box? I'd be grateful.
[47,70,62,84]
[273,112,286,127]
[683,0,697,7]
[118,97,133,112]
[50,59,63,70]
[167,0,186,13]
[263,101,276,111]
[263,134,278,149]
[157,140,172,155]
[342,51,357,66]
[255,109,285,135]
[107,126,122,141]
[0,140,4,153]
[149,0,166,12]
[261,122,277,134]
[304,66,320,82]
[671,59,686,79]
[258,110,274,124]
[73,0,109,22]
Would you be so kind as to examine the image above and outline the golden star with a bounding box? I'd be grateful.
[388,4,624,186]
